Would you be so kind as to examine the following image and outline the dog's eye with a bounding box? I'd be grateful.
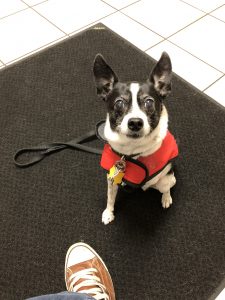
[114,99,125,110]
[144,97,154,109]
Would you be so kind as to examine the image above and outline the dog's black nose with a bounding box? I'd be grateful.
[128,118,143,131]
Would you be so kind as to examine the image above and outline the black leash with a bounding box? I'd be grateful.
[14,129,102,168]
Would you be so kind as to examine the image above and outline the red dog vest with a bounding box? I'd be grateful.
[101,131,178,187]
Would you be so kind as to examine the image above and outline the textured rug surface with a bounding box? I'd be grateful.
[0,24,225,300]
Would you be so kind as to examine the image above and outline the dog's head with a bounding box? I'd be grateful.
[93,52,172,140]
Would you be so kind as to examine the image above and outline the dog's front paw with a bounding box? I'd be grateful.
[161,193,173,209]
[102,209,115,225]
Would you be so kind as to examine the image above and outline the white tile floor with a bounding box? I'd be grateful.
[0,0,225,296]
[1,0,225,108]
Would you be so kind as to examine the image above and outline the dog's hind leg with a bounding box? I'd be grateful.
[102,177,118,225]
[152,172,176,209]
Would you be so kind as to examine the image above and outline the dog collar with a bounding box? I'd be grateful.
[110,147,141,159]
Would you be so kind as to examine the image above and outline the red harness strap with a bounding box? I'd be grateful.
[101,131,178,186]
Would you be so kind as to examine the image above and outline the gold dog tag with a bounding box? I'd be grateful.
[108,157,126,185]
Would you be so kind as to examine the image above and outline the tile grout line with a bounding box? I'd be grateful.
[21,0,120,38]
[4,10,119,65]
[0,0,50,22]
[139,1,225,74]
[145,38,224,74]
[202,74,225,92]
[2,0,224,83]
[207,3,225,14]
[98,1,166,44]
[1,1,120,65]
[121,0,225,44]
[120,10,165,39]
[1,1,223,104]
[0,1,51,22]
[121,1,224,49]
[120,0,209,41]
[118,0,142,11]
[119,9,224,76]
[68,1,225,77]
[143,39,167,53]
[100,0,141,11]
[20,0,69,37]
[165,14,208,40]
[179,0,211,13]
[5,36,68,66]
[0,59,6,66]
[180,1,225,25]
[68,10,119,36]
[164,6,225,74]
[208,11,225,26]
[68,0,143,37]
[180,0,224,15]
[144,38,225,93]
[0,6,29,21]
[28,0,49,7]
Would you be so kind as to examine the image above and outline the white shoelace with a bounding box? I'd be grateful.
[68,267,109,300]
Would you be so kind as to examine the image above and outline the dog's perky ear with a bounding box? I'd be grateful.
[150,52,172,97]
[93,54,118,101]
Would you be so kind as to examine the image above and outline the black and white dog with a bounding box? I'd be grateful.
[93,52,178,225]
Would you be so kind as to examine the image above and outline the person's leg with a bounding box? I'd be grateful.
[27,291,94,299]
[27,242,115,300]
